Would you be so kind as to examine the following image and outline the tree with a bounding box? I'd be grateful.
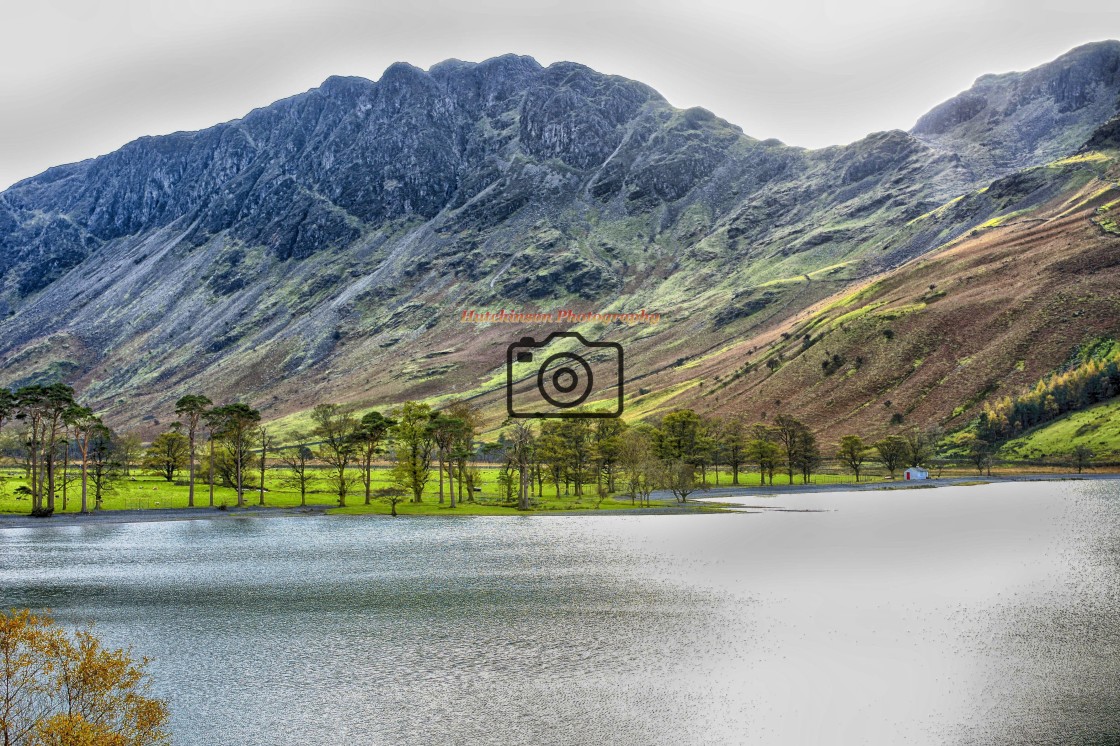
[352,410,394,506]
[87,425,119,510]
[59,425,73,511]
[311,404,359,507]
[903,427,940,467]
[949,430,985,477]
[747,425,780,485]
[64,405,101,514]
[201,447,238,491]
[201,409,222,507]
[429,414,464,507]
[1072,444,1094,474]
[209,403,261,507]
[175,394,212,508]
[15,386,48,513]
[662,458,700,503]
[772,415,809,484]
[793,427,820,484]
[461,464,482,501]
[375,486,408,517]
[693,420,718,486]
[277,431,314,507]
[0,609,170,746]
[618,425,659,507]
[657,409,705,466]
[494,439,519,504]
[556,417,593,497]
[143,429,189,482]
[792,423,819,481]
[874,436,908,479]
[40,384,74,514]
[444,399,479,504]
[536,421,568,498]
[837,435,869,482]
[256,426,274,506]
[0,388,14,436]
[720,418,747,485]
[591,418,625,495]
[507,421,535,510]
[15,383,75,515]
[0,389,14,494]
[116,431,145,477]
[978,346,1120,440]
[389,402,435,503]
[449,436,476,502]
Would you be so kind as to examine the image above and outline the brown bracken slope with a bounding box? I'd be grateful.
[617,156,1120,446]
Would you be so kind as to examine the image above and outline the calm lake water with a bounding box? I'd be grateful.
[2,480,1119,745]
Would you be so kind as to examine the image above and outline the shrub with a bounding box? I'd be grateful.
[0,609,170,745]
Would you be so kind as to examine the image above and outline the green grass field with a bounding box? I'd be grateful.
[0,465,672,516]
[1000,398,1120,460]
[711,471,885,487]
[0,462,884,517]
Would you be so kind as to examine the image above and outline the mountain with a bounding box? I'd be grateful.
[913,41,1120,173]
[0,43,1118,440]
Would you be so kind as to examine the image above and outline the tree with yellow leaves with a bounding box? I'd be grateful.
[0,609,169,746]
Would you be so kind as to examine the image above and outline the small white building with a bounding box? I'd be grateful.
[904,467,929,481]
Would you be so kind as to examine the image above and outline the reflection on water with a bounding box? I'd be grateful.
[1,480,1118,745]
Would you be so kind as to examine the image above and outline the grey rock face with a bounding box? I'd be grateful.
[6,46,1116,300]
[0,54,673,292]
[912,40,1120,173]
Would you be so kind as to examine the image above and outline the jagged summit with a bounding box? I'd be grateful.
[911,39,1120,171]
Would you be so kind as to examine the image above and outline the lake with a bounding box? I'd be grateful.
[2,480,1119,745]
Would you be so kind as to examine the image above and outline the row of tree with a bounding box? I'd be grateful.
[0,383,115,515]
[459,411,943,509]
[0,381,962,517]
[0,384,492,516]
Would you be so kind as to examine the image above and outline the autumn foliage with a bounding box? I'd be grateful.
[0,609,169,746]
[979,342,1120,441]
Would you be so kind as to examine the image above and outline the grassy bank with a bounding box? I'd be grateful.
[0,466,686,517]
[4,462,1104,518]
[0,463,882,516]
[1000,398,1120,461]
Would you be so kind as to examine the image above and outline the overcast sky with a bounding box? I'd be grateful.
[1,0,1118,190]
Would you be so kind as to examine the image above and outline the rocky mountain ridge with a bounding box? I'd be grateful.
[0,42,1118,433]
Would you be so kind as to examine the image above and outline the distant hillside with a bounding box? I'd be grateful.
[608,149,1120,447]
[0,43,1119,442]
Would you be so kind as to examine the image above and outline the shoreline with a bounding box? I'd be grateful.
[690,471,1115,498]
[1,473,1114,530]
[0,505,334,530]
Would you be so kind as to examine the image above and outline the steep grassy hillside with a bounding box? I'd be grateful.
[597,149,1120,447]
[1000,399,1120,460]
